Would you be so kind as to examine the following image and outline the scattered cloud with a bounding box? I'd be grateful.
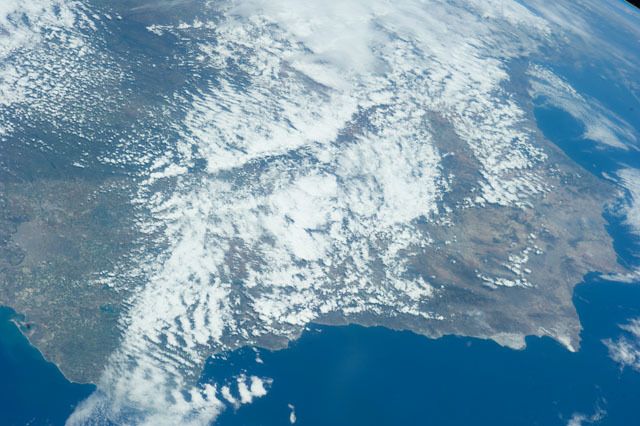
[221,375,271,408]
[604,318,640,372]
[618,169,640,237]
[528,65,637,151]
[288,403,297,424]
[567,406,606,426]
[0,0,627,425]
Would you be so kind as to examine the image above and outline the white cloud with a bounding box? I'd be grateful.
[528,65,637,151]
[618,169,640,236]
[604,318,640,372]
[0,0,80,108]
[288,403,297,424]
[61,1,636,425]
[567,406,606,426]
[221,385,239,408]
[222,375,271,407]
[237,375,269,404]
[0,0,129,145]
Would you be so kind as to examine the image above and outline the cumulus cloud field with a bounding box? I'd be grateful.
[1,0,639,424]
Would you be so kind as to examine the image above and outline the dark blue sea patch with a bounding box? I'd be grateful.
[0,307,95,426]
[208,279,640,426]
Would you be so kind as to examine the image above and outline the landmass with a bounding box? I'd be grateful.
[0,0,638,424]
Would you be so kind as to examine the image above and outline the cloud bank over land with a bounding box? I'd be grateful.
[1,1,637,425]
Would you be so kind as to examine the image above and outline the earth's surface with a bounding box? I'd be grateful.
[0,0,639,425]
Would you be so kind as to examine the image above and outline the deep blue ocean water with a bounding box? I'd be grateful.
[2,22,640,426]
[0,307,95,425]
[208,278,640,426]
